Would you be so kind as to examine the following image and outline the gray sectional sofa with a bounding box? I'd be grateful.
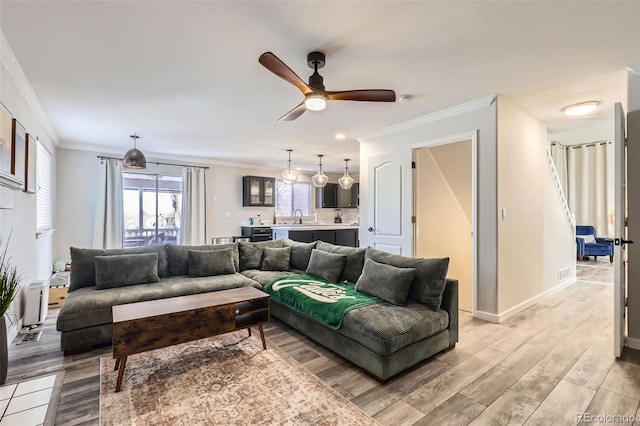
[57,239,458,380]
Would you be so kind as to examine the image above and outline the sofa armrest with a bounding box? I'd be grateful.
[441,278,458,347]
[576,237,585,255]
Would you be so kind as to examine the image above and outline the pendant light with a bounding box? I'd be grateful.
[338,158,354,190]
[281,149,298,185]
[123,133,147,169]
[312,154,329,188]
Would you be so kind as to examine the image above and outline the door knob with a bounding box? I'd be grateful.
[367,227,374,232]
[614,238,635,246]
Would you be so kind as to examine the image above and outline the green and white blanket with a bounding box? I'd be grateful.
[264,274,381,329]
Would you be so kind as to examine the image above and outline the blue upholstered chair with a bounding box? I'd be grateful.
[576,225,614,263]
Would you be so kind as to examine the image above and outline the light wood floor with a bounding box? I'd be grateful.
[8,259,640,425]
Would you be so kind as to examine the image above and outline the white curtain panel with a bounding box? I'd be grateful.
[182,167,206,245]
[567,142,614,237]
[92,159,124,249]
[550,143,569,199]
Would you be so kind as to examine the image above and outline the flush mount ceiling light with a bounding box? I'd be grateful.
[312,154,329,188]
[281,149,299,185]
[123,133,146,169]
[563,101,599,116]
[338,158,354,190]
[335,132,346,140]
[304,93,327,111]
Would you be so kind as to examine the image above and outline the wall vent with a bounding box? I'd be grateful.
[557,267,571,284]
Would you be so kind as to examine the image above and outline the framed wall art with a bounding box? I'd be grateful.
[25,134,36,194]
[11,118,26,188]
[0,103,12,179]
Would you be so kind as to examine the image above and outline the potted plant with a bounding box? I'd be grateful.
[0,237,20,384]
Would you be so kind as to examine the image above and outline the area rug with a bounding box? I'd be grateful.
[99,331,378,425]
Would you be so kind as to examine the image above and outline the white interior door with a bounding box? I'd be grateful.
[367,152,411,255]
[614,102,627,357]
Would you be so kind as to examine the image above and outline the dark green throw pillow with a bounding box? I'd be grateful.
[306,249,347,283]
[188,248,236,277]
[316,241,366,283]
[355,258,415,306]
[166,243,239,276]
[95,252,160,290]
[262,247,291,271]
[282,239,317,271]
[238,240,284,271]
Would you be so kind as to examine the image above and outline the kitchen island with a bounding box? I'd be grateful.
[272,224,359,247]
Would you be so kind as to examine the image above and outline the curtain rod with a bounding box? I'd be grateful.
[97,155,209,170]
[551,140,611,149]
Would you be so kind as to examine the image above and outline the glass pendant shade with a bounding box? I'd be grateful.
[312,154,329,187]
[338,158,354,190]
[281,149,298,185]
[123,134,146,169]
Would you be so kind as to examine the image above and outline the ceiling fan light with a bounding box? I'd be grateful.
[305,94,327,111]
[338,158,354,190]
[123,133,146,169]
[312,154,329,187]
[281,149,298,185]
[563,101,599,116]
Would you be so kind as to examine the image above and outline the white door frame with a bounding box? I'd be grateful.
[411,130,478,316]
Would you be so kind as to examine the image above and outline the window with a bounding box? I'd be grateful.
[275,181,311,217]
[123,173,183,247]
[36,142,52,231]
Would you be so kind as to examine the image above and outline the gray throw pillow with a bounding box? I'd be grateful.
[306,249,347,283]
[94,252,160,290]
[238,240,284,271]
[316,241,366,283]
[188,249,236,277]
[262,247,291,271]
[282,239,317,270]
[365,247,449,311]
[355,259,415,306]
[166,243,239,276]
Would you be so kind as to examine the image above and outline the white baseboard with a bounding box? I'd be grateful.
[474,277,577,323]
[625,337,640,350]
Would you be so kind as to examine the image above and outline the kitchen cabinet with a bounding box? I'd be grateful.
[243,176,275,207]
[335,229,358,247]
[286,228,359,247]
[288,230,314,243]
[316,183,338,208]
[337,183,359,208]
[350,183,359,208]
[313,229,336,244]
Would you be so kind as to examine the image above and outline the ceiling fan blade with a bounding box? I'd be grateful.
[325,89,396,102]
[259,52,313,95]
[278,102,307,122]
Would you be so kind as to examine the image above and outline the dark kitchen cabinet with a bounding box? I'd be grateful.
[350,183,359,208]
[313,230,336,244]
[243,176,275,207]
[335,229,358,247]
[288,230,314,243]
[287,228,359,247]
[316,183,338,208]
[337,183,359,208]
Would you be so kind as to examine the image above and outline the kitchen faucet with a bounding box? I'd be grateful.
[294,209,303,224]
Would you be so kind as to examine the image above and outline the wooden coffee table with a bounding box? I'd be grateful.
[112,286,269,392]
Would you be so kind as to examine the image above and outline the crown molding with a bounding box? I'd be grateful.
[0,31,59,145]
[358,95,496,142]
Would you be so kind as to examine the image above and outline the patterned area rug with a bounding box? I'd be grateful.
[100,331,378,425]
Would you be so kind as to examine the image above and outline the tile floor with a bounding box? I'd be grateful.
[0,374,56,425]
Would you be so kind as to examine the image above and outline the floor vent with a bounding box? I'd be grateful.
[557,267,571,283]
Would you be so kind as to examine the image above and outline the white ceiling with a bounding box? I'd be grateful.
[0,1,638,173]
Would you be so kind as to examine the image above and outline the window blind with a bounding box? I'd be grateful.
[36,142,52,230]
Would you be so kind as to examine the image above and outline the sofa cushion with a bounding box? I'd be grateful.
[306,249,346,283]
[355,259,415,306]
[167,243,239,276]
[95,253,160,290]
[188,248,236,277]
[238,240,284,271]
[337,301,449,356]
[316,241,366,283]
[261,247,291,271]
[365,248,449,311]
[282,239,317,270]
[241,270,298,287]
[70,245,169,291]
[56,273,260,332]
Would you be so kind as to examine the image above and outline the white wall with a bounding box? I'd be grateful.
[416,142,473,311]
[54,148,359,260]
[0,46,57,340]
[496,97,576,316]
[359,97,499,315]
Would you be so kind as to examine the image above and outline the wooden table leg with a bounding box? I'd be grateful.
[114,358,120,371]
[258,324,266,350]
[248,327,252,337]
[116,355,128,393]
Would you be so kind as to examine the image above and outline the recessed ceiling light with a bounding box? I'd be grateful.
[563,101,599,116]
[295,167,302,170]
[335,133,346,140]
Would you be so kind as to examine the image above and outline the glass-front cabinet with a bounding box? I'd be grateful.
[243,176,276,207]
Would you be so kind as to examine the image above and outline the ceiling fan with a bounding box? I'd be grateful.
[259,51,396,121]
